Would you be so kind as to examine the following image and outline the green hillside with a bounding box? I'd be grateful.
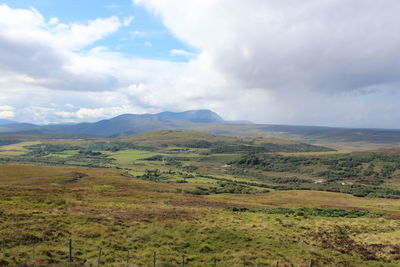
[116,130,335,152]
[1,130,400,266]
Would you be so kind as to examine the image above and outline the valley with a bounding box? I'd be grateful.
[0,129,399,266]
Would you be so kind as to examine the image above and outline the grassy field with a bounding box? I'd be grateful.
[0,141,42,156]
[102,150,166,165]
[0,130,399,266]
[0,164,399,266]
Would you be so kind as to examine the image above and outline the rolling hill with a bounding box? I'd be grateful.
[2,109,400,150]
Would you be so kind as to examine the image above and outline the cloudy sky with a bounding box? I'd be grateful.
[0,0,400,128]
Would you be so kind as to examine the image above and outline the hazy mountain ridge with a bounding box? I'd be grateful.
[2,109,400,149]
[39,109,223,137]
[0,119,17,126]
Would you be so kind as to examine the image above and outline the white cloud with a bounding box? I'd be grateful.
[51,16,128,50]
[0,105,15,119]
[0,4,168,123]
[135,0,400,92]
[0,4,132,92]
[48,17,59,25]
[56,106,131,120]
[21,106,54,124]
[169,49,194,57]
[144,41,152,47]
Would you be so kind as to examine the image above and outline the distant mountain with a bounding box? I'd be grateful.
[0,122,40,132]
[2,110,400,150]
[156,110,224,123]
[0,119,16,125]
[39,109,225,137]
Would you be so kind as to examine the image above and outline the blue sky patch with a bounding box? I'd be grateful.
[1,0,196,61]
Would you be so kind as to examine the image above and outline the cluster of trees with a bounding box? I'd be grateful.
[0,139,20,146]
[269,182,400,199]
[197,174,273,190]
[86,142,154,152]
[182,182,258,195]
[71,150,114,165]
[231,153,303,172]
[269,176,313,184]
[227,207,375,218]
[232,152,400,182]
[11,144,114,167]
[142,155,164,161]
[138,169,194,182]
[175,139,334,153]
[182,140,220,148]
[26,142,155,156]
[228,152,400,198]
[26,144,80,156]
[139,169,164,182]
[209,143,334,154]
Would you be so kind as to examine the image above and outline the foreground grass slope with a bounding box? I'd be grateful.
[0,164,399,266]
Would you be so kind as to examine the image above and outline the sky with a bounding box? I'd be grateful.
[0,0,400,128]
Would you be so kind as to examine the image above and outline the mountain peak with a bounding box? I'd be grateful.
[156,109,224,123]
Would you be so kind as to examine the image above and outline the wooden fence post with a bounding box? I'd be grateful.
[126,250,130,267]
[97,248,102,267]
[182,255,185,267]
[69,239,72,263]
[153,251,156,267]
[309,259,314,267]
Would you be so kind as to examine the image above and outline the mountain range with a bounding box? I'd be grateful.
[1,109,400,149]
[0,119,16,125]
[0,110,224,137]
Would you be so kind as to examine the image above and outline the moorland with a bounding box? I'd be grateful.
[0,128,399,266]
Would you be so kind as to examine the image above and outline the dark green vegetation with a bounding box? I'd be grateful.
[180,181,261,195]
[230,152,400,198]
[226,207,379,218]
[208,142,334,153]
[0,140,19,146]
[0,129,400,266]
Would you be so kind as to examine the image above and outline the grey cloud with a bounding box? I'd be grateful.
[38,71,119,92]
[139,0,400,93]
[0,34,119,91]
[127,0,400,128]
[0,34,64,77]
[216,1,400,92]
[0,4,127,92]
